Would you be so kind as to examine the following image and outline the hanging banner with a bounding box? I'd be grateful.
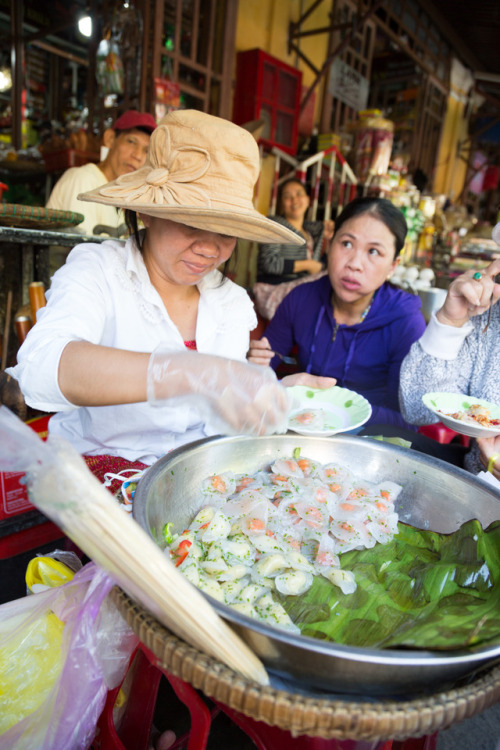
[328,58,369,112]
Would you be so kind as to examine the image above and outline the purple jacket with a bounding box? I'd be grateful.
[265,275,426,428]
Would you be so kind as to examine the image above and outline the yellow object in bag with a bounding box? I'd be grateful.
[25,557,76,593]
[0,598,64,735]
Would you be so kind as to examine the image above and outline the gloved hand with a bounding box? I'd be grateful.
[147,347,292,436]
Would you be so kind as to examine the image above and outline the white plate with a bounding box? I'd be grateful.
[287,385,372,437]
[422,392,500,438]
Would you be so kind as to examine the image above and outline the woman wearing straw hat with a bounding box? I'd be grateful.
[8,110,334,482]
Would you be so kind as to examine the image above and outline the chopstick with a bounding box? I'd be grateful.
[0,410,269,686]
[483,299,493,333]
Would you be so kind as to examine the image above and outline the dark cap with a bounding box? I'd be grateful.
[113,110,157,134]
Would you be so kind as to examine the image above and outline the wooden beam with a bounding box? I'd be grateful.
[290,0,325,33]
[299,0,383,115]
[10,0,23,150]
[139,0,150,112]
[288,41,320,77]
[219,0,238,119]
[474,85,500,112]
[24,20,77,44]
[86,0,98,129]
[191,0,200,64]
[153,0,165,81]
[31,39,88,67]
[290,21,353,40]
[204,0,216,113]
[470,115,500,142]
[373,17,448,95]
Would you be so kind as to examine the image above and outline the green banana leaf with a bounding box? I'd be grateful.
[279,519,500,650]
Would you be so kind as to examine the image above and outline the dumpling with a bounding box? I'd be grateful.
[254,593,301,633]
[275,570,313,596]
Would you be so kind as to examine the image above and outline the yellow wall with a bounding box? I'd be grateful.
[235,0,330,114]
[432,58,473,201]
[234,1,332,288]
[433,96,468,200]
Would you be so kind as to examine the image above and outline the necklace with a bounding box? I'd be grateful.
[359,301,372,322]
[331,292,373,333]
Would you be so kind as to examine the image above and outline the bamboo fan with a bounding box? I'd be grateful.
[0,407,268,686]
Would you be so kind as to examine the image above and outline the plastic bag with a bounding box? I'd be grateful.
[26,550,82,594]
[0,562,138,750]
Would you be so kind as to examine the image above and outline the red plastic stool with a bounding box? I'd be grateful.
[418,422,469,447]
[93,644,438,750]
[92,645,212,750]
[213,700,397,749]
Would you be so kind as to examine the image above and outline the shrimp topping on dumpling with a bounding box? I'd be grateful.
[165,452,402,636]
[271,458,305,479]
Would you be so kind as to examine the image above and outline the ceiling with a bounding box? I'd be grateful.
[5,0,500,129]
[424,0,500,111]
[424,0,500,76]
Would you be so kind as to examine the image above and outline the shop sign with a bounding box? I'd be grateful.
[328,59,369,112]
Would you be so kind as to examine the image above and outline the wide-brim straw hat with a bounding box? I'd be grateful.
[78,109,302,245]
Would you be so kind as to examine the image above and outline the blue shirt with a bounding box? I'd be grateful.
[264,275,426,428]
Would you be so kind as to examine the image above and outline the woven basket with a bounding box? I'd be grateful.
[110,587,500,741]
[0,203,84,229]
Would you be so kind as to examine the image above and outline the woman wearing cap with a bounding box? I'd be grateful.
[399,257,500,480]
[9,110,333,482]
[248,196,426,429]
[46,110,157,236]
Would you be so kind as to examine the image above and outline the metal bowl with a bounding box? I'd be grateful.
[417,287,448,322]
[133,434,500,697]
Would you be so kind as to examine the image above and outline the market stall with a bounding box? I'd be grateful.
[0,5,500,750]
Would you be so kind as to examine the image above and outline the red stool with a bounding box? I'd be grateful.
[93,644,437,750]
[418,422,469,447]
[92,644,213,750]
[212,700,400,749]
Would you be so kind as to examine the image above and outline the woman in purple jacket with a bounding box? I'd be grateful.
[248,197,426,428]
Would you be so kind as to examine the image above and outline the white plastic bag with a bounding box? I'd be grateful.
[0,562,138,750]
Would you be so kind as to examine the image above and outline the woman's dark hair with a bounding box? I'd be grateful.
[277,177,308,215]
[125,209,143,251]
[333,197,407,257]
[124,209,236,283]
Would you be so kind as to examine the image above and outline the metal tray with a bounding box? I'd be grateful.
[133,434,500,697]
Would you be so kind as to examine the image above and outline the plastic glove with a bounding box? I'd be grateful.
[147,348,292,436]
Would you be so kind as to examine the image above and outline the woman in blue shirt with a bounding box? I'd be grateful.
[248,197,426,428]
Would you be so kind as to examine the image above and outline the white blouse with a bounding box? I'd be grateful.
[9,237,257,464]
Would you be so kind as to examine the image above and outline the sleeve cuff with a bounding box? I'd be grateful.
[419,312,473,359]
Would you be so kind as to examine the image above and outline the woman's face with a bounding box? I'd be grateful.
[280,182,310,223]
[140,216,236,287]
[328,213,399,304]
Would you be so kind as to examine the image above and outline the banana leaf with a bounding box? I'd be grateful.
[279,519,500,650]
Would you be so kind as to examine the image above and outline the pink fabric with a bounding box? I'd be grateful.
[253,270,328,321]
